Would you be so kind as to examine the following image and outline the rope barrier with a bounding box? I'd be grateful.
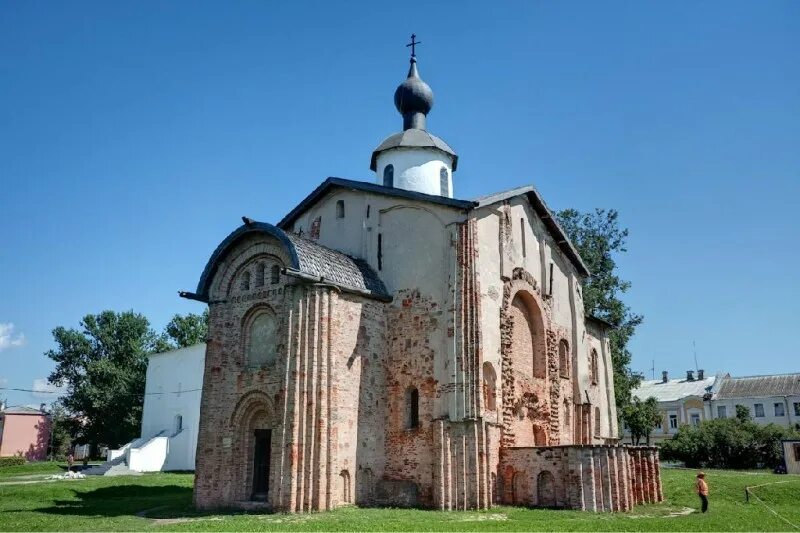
[745,480,800,531]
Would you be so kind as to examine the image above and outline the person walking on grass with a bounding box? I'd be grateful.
[696,471,709,513]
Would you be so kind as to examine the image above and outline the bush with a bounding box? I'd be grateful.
[0,456,26,468]
[661,418,800,469]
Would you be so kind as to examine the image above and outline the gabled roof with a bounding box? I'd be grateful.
[474,186,590,277]
[713,373,800,400]
[370,129,458,171]
[277,178,590,279]
[1,406,47,416]
[193,220,390,302]
[277,177,474,229]
[632,376,716,403]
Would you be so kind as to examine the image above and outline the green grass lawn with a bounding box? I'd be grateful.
[0,462,66,480]
[1,466,798,531]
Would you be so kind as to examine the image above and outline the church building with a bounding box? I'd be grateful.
[184,40,662,512]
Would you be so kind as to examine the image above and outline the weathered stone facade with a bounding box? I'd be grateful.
[188,183,662,513]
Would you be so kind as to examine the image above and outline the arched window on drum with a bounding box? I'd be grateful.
[383,164,394,187]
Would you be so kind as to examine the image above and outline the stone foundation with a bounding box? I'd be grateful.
[499,445,662,511]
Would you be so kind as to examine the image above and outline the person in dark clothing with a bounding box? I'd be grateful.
[696,472,709,513]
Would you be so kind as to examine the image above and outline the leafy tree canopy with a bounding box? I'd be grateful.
[47,309,208,449]
[163,309,208,349]
[661,417,799,469]
[556,208,644,409]
[622,396,662,445]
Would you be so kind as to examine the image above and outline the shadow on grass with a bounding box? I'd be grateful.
[33,484,198,518]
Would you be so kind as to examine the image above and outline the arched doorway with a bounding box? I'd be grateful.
[537,470,556,507]
[230,392,275,502]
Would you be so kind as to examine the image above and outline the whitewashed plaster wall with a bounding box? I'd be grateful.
[374,149,454,198]
[141,343,205,471]
[710,395,800,428]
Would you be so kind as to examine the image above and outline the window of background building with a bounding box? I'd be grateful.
[775,403,785,417]
[794,443,800,462]
[794,402,800,417]
[669,414,678,429]
[717,405,727,418]
[754,403,765,417]
[691,413,700,426]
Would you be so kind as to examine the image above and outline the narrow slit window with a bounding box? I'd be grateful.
[406,387,420,429]
[383,165,394,187]
[366,205,371,218]
[440,167,449,196]
[520,218,526,257]
[255,264,265,287]
[377,233,383,270]
[270,265,280,284]
[240,270,251,291]
[336,200,345,219]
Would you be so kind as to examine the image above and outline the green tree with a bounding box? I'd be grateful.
[46,311,165,448]
[660,417,799,469]
[622,396,662,445]
[735,404,751,422]
[556,208,643,409]
[163,309,208,349]
[48,402,79,460]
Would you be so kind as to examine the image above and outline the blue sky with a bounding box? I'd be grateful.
[1,1,798,408]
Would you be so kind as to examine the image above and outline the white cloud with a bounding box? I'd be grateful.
[0,323,26,352]
[31,378,67,399]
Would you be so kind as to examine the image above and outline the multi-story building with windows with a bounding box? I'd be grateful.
[709,373,800,429]
[625,370,716,444]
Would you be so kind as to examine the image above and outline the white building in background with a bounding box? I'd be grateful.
[99,344,205,473]
[625,370,717,444]
[709,373,800,429]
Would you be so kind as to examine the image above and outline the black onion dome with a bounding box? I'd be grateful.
[394,60,433,116]
[394,59,433,130]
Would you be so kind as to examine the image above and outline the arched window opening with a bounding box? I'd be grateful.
[240,270,251,291]
[559,339,570,378]
[270,265,280,285]
[340,470,352,503]
[174,414,183,433]
[563,399,571,430]
[510,293,546,379]
[383,164,394,187]
[336,199,345,219]
[440,167,449,196]
[246,311,278,368]
[520,218,527,258]
[255,264,265,287]
[590,349,599,385]
[405,387,419,429]
[533,426,547,446]
[482,362,497,411]
[594,407,601,437]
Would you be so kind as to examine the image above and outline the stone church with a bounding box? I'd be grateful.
[183,43,662,513]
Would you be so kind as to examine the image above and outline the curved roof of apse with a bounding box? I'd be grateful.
[195,221,389,301]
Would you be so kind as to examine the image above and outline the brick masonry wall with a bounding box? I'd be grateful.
[193,234,388,512]
[381,288,439,507]
[499,445,663,511]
